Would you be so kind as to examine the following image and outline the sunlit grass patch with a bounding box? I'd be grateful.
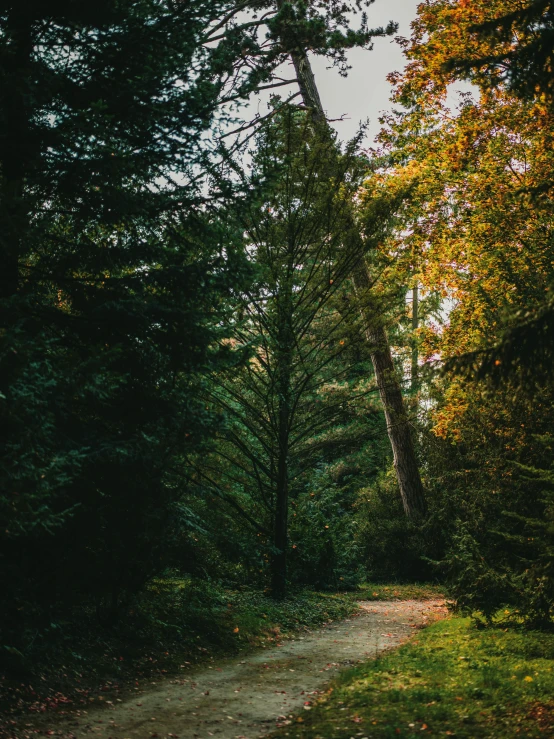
[274,617,554,738]
[352,583,445,601]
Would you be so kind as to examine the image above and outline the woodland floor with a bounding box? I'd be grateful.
[11,599,446,739]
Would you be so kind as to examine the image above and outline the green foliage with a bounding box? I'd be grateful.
[289,468,365,589]
[0,579,355,717]
[358,468,443,582]
[0,0,254,644]
[0,0,395,660]
[416,380,554,626]
[441,431,554,626]
[449,0,554,104]
[130,578,356,653]
[353,582,444,601]
[188,109,386,594]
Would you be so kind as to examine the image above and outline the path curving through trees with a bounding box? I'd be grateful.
[25,600,447,739]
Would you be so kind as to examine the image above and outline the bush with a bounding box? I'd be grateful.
[288,467,365,589]
[358,469,442,582]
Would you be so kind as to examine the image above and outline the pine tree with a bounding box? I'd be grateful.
[0,0,261,635]
[188,110,377,596]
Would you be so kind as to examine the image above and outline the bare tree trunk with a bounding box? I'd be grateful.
[272,396,289,598]
[271,278,294,598]
[353,268,427,519]
[290,49,427,520]
[411,283,419,392]
[290,53,325,123]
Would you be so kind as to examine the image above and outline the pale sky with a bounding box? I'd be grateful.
[245,0,420,146]
[312,0,419,143]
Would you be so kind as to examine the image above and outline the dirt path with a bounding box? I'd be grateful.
[22,600,446,739]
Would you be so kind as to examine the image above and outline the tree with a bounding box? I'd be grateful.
[0,0,264,637]
[365,0,554,622]
[188,110,382,596]
[283,26,427,520]
[448,0,554,105]
[0,0,413,645]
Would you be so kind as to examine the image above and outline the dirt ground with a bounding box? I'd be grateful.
[14,600,447,739]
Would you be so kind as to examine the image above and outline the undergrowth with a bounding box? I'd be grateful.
[352,583,444,602]
[0,580,355,730]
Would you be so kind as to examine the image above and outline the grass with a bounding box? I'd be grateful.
[132,578,358,659]
[272,616,554,738]
[351,583,444,602]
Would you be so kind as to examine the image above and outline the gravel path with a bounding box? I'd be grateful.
[22,600,446,739]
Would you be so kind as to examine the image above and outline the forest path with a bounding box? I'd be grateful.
[32,600,447,739]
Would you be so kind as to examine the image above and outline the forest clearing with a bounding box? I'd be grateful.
[2,0,554,737]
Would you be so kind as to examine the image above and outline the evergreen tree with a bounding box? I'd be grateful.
[0,0,256,638]
[188,110,382,596]
[0,0,405,645]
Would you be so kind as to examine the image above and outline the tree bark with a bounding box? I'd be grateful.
[290,53,325,123]
[411,283,419,392]
[272,396,289,598]
[271,277,294,597]
[353,267,427,519]
[290,48,427,520]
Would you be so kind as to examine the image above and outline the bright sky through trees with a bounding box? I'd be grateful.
[241,0,418,145]
[312,0,419,142]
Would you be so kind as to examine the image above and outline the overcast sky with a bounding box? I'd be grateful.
[244,0,420,146]
[312,0,419,143]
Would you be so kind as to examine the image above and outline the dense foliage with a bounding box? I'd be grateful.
[359,0,554,625]
[0,0,397,670]
[3,0,554,696]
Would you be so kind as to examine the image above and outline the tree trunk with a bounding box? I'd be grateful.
[353,267,426,519]
[271,279,294,598]
[411,283,419,392]
[290,49,427,520]
[272,399,289,598]
[290,53,325,123]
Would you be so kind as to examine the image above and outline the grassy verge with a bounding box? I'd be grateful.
[351,583,444,602]
[273,617,554,738]
[0,581,355,728]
